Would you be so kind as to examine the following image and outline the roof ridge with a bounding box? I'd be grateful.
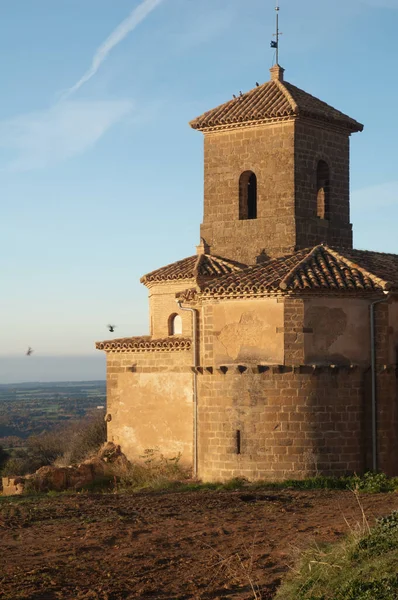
[279,246,321,290]
[209,255,244,270]
[280,244,391,292]
[275,79,299,114]
[326,247,391,290]
[193,253,204,278]
[284,81,363,128]
[141,253,247,285]
[140,255,196,284]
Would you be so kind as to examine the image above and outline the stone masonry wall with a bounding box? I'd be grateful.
[148,281,195,338]
[304,297,371,366]
[197,367,367,482]
[201,298,285,366]
[196,296,398,481]
[101,297,398,481]
[375,302,398,475]
[283,298,306,365]
[200,118,353,265]
[106,349,194,465]
[294,119,353,249]
[200,121,296,265]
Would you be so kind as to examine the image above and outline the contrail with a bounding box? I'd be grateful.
[64,0,165,98]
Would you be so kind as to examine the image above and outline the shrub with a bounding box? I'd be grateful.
[1,449,42,476]
[349,471,398,493]
[27,431,68,466]
[59,413,107,465]
[1,412,106,476]
[0,445,10,473]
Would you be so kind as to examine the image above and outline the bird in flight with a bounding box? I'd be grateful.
[26,347,33,356]
[107,325,116,333]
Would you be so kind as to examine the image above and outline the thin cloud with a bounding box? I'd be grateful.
[0,100,133,172]
[64,0,165,99]
[0,1,165,171]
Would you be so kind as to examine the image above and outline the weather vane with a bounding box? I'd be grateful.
[270,2,282,65]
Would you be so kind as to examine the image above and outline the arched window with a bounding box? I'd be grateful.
[168,313,182,336]
[316,161,330,220]
[239,171,257,220]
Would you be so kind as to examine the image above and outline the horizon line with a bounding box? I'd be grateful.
[0,379,106,386]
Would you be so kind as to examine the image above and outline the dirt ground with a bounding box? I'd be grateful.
[0,489,397,600]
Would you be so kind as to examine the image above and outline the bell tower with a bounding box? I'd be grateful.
[190,65,363,265]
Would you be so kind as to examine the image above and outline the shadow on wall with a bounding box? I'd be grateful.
[256,250,271,264]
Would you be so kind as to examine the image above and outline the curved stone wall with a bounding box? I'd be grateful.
[197,366,391,481]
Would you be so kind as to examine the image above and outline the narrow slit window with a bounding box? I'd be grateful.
[239,171,257,220]
[236,430,241,454]
[316,160,330,220]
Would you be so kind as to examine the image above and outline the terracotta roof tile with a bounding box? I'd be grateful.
[190,74,363,133]
[141,254,246,285]
[337,248,398,286]
[95,336,192,352]
[199,245,394,299]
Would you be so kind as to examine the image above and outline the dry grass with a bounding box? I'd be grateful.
[205,537,262,600]
[111,448,191,491]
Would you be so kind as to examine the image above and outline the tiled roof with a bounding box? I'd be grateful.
[140,253,246,285]
[337,248,398,286]
[198,245,394,299]
[190,67,363,133]
[95,336,192,352]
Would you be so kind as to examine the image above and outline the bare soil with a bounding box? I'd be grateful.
[0,489,397,599]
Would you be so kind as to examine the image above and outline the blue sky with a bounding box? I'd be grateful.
[1,0,398,382]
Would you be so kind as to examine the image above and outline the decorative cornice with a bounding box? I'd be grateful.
[201,115,295,133]
[96,336,192,353]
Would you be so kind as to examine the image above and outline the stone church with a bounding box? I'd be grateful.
[97,64,398,481]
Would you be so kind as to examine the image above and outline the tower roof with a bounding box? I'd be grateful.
[190,65,363,133]
[140,253,246,286]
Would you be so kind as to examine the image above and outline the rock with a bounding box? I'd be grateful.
[94,442,130,473]
[33,466,69,492]
[1,443,131,495]
[97,442,127,465]
[81,457,107,477]
[67,463,95,490]
[2,476,26,496]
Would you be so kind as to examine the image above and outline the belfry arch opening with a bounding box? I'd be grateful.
[239,171,257,220]
[168,313,182,336]
[316,160,330,220]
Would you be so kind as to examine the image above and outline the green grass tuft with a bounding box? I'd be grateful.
[275,509,398,600]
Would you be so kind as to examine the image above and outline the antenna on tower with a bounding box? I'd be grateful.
[270,1,282,65]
